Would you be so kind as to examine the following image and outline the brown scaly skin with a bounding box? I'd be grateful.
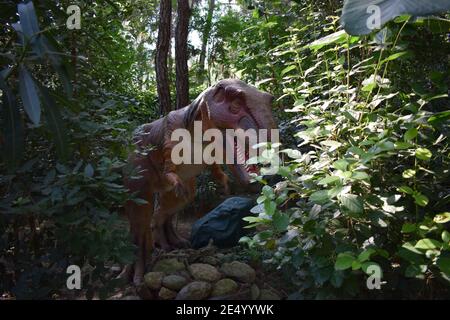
[123,79,276,284]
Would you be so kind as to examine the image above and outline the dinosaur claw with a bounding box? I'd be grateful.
[174,182,189,199]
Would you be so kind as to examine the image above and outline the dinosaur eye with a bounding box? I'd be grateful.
[229,100,241,114]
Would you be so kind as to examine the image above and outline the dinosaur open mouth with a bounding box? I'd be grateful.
[233,138,259,176]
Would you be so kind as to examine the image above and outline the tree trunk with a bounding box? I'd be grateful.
[155,0,172,115]
[197,0,215,82]
[175,0,191,110]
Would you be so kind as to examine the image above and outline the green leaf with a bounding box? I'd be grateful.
[362,77,376,92]
[262,185,275,199]
[402,169,416,179]
[382,51,410,64]
[339,171,352,180]
[264,200,277,216]
[415,148,432,161]
[320,140,342,151]
[395,141,414,150]
[340,194,363,214]
[405,264,427,278]
[428,110,450,125]
[318,175,340,186]
[351,171,370,180]
[401,223,416,233]
[351,260,362,270]
[335,253,355,270]
[19,65,41,125]
[404,128,418,141]
[437,257,450,276]
[272,212,289,232]
[18,1,43,55]
[243,216,264,224]
[361,262,381,276]
[280,65,296,76]
[341,0,450,35]
[310,190,330,205]
[38,85,69,160]
[398,185,414,195]
[0,78,24,171]
[358,248,375,262]
[434,212,450,224]
[330,271,345,288]
[18,2,40,39]
[442,231,450,243]
[307,30,347,50]
[414,17,450,34]
[415,238,442,250]
[333,159,349,171]
[413,192,429,207]
[328,185,343,199]
[398,242,424,265]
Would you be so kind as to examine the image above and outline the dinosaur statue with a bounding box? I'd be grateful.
[123,79,277,284]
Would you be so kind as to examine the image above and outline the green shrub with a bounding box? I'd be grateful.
[241,13,450,299]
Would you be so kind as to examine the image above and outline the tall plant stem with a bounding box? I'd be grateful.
[376,19,410,97]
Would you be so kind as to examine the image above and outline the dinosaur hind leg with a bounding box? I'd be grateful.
[125,190,154,285]
[164,217,190,249]
[154,178,195,249]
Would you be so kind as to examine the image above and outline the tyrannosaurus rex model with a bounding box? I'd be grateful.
[124,79,277,284]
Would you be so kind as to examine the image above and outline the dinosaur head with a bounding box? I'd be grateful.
[193,79,277,184]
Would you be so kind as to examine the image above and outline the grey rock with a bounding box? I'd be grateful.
[176,281,212,300]
[121,295,141,300]
[153,259,185,274]
[251,284,260,300]
[200,256,220,266]
[189,263,222,282]
[211,278,239,297]
[220,261,256,283]
[144,272,164,290]
[158,287,177,300]
[259,289,281,300]
[162,275,188,291]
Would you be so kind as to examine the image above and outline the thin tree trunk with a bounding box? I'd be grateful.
[168,8,177,89]
[155,0,172,115]
[175,0,191,110]
[197,0,215,82]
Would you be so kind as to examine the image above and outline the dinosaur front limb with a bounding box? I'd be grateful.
[211,164,230,195]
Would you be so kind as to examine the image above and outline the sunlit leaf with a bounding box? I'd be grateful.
[333,159,349,171]
[415,238,442,250]
[434,212,450,224]
[318,175,340,186]
[402,169,416,179]
[335,253,355,270]
[307,30,347,50]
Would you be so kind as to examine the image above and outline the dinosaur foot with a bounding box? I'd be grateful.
[116,262,145,286]
[168,237,191,249]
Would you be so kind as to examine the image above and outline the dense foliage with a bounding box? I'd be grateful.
[0,0,449,299]
[238,1,450,299]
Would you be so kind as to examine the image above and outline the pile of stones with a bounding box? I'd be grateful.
[135,248,282,300]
